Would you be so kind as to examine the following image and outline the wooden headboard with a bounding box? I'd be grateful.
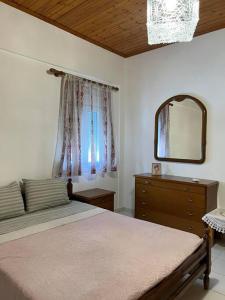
[67,178,73,199]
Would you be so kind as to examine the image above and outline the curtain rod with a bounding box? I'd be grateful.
[47,68,119,91]
[0,47,119,91]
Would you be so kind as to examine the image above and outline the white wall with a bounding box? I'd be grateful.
[122,29,225,210]
[0,3,124,209]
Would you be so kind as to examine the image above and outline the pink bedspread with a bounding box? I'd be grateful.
[0,211,202,300]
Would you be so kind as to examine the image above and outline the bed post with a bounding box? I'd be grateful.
[203,226,211,290]
[67,178,73,199]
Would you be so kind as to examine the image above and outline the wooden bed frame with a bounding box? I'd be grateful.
[139,235,210,300]
[67,179,211,300]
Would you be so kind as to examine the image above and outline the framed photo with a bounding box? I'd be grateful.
[152,163,162,176]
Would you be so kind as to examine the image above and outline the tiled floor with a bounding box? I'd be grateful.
[118,209,225,300]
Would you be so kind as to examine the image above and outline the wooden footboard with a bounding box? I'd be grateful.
[138,229,210,300]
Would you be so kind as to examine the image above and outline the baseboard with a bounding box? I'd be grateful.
[115,207,134,215]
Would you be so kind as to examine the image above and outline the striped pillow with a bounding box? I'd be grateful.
[23,178,70,212]
[0,182,25,220]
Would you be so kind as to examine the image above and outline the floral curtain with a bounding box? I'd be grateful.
[52,74,117,177]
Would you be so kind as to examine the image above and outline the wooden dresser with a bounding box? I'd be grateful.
[71,188,115,211]
[135,174,218,237]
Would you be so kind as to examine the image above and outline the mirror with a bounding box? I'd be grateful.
[154,95,207,164]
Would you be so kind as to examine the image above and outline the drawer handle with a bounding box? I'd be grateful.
[188,212,194,216]
[188,198,193,202]
[142,214,146,217]
[142,190,146,193]
[144,180,151,185]
[188,226,193,230]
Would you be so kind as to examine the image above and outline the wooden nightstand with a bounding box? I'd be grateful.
[71,188,115,211]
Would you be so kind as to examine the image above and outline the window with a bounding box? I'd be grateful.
[88,112,100,163]
[81,111,101,172]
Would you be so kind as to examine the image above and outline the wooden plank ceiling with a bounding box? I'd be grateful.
[1,0,225,57]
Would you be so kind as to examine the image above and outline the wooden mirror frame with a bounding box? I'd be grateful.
[154,95,207,164]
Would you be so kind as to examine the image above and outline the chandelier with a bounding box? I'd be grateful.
[147,0,199,45]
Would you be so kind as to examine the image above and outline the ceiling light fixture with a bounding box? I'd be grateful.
[147,0,199,45]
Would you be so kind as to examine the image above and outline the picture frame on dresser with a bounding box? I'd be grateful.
[152,163,162,176]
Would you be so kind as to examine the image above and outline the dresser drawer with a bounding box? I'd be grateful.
[135,209,205,236]
[135,184,152,198]
[136,177,205,195]
[135,199,205,222]
[135,198,152,209]
[136,177,152,185]
[136,184,205,209]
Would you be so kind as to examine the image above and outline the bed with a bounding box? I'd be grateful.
[0,179,211,300]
